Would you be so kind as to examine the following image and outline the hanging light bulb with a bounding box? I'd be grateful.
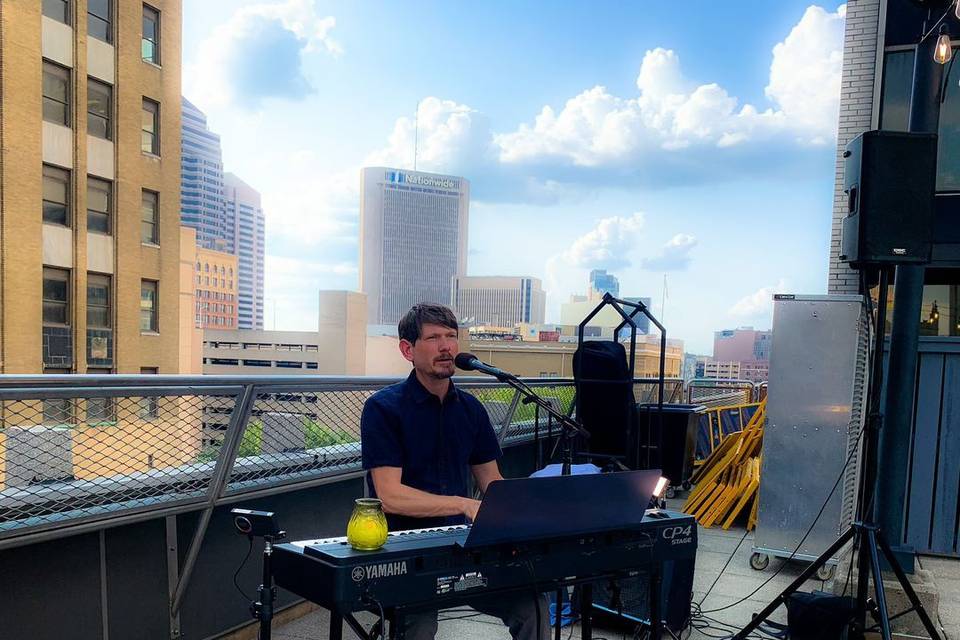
[935,25,953,64]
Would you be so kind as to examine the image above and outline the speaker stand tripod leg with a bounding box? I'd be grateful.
[875,529,943,640]
[732,526,854,640]
[866,528,893,640]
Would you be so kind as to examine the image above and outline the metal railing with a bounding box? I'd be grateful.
[0,373,681,612]
[686,378,759,407]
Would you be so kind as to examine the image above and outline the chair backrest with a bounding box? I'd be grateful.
[573,341,636,463]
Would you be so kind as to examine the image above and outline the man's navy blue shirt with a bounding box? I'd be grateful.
[361,370,502,530]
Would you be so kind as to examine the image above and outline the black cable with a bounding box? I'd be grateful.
[699,421,865,615]
[695,529,749,606]
[694,287,879,618]
[364,596,386,640]
[233,536,254,601]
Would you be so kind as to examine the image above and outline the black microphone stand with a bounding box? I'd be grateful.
[495,373,592,475]
[485,371,591,640]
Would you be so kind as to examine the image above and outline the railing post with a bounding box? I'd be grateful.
[171,384,258,615]
[496,388,523,446]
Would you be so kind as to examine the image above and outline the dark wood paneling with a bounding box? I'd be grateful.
[931,355,960,553]
[905,353,944,549]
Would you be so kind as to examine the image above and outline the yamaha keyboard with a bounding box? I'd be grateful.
[271,509,696,638]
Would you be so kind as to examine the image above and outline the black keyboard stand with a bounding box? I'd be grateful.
[324,567,679,640]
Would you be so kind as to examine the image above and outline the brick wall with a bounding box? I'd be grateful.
[828,0,883,294]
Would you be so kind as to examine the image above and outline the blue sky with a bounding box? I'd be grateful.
[182,1,847,354]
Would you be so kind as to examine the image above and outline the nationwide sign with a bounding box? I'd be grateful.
[385,171,460,190]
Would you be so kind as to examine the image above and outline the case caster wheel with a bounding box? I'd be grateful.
[816,564,836,581]
[682,481,692,491]
[665,486,676,499]
[749,552,770,571]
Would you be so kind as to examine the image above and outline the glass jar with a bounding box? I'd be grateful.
[346,498,388,551]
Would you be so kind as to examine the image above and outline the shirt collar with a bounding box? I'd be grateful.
[404,369,459,404]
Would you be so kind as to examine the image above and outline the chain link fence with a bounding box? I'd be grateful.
[0,376,682,546]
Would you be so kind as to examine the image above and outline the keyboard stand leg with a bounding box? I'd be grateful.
[329,611,343,640]
[579,584,592,640]
[649,565,664,640]
[554,588,563,640]
[391,610,404,640]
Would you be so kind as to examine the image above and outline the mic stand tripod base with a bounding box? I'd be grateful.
[731,521,941,640]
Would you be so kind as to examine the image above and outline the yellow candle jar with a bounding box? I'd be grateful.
[346,498,389,551]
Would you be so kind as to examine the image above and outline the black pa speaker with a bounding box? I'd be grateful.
[839,130,936,266]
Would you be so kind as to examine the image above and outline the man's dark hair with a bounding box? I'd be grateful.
[398,303,459,344]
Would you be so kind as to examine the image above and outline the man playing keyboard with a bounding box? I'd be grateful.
[361,303,550,640]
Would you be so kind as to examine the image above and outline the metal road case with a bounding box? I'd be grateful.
[751,295,867,579]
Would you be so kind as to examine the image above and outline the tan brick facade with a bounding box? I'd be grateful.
[194,245,239,329]
[0,0,184,373]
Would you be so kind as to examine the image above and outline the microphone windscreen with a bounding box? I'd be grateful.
[454,352,478,371]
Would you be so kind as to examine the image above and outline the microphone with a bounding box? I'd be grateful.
[454,352,518,381]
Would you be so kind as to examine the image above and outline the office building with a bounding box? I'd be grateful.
[180,97,227,250]
[360,167,469,325]
[203,291,366,376]
[712,327,771,382]
[466,335,684,379]
[452,276,545,327]
[194,245,238,329]
[0,1,183,374]
[589,269,620,299]
[225,173,265,330]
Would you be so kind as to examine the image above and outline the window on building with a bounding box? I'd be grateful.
[87,0,111,43]
[42,61,70,126]
[204,263,209,272]
[141,98,159,155]
[142,5,160,64]
[43,268,70,326]
[43,377,73,426]
[43,165,70,226]
[141,189,158,244]
[87,274,110,329]
[86,388,116,425]
[87,78,112,140]
[140,280,158,332]
[140,367,159,419]
[42,0,70,24]
[87,177,111,234]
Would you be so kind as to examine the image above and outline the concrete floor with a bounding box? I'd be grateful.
[272,500,959,640]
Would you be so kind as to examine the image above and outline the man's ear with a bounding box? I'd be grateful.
[398,338,415,363]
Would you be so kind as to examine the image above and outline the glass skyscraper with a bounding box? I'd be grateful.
[180,97,229,250]
[589,269,620,298]
[225,173,265,330]
[181,98,265,330]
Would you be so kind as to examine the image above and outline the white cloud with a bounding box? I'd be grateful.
[641,234,698,271]
[543,212,646,321]
[562,212,645,269]
[728,279,789,320]
[765,5,846,144]
[184,0,340,111]
[495,5,845,166]
[364,97,496,175]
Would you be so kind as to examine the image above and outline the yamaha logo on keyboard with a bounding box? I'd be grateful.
[662,525,693,546]
[353,561,408,583]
